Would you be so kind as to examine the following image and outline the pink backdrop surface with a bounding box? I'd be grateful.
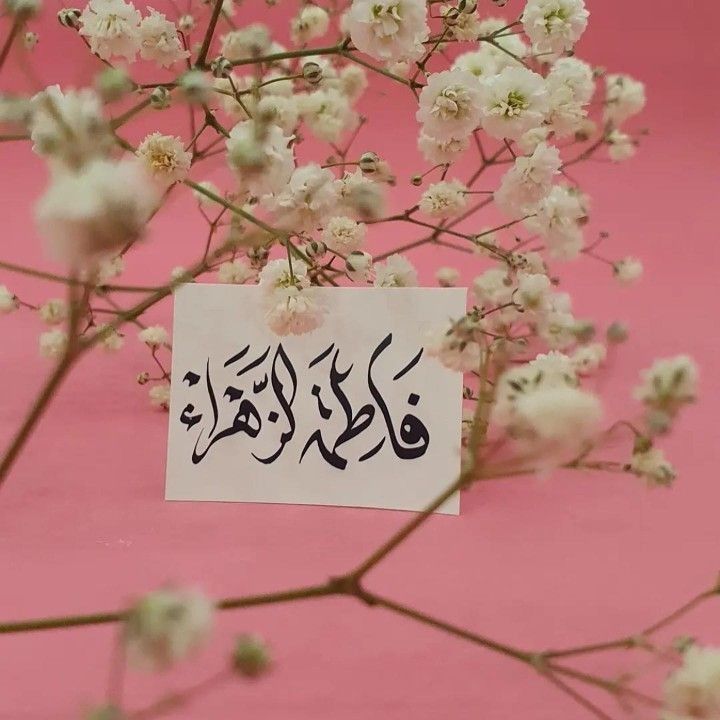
[1,1,719,718]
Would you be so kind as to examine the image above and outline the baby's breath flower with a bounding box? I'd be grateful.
[0,285,19,314]
[95,324,124,351]
[613,256,643,284]
[374,253,418,287]
[607,129,636,161]
[217,258,253,284]
[630,447,676,487]
[38,298,68,325]
[78,0,141,61]
[479,66,549,141]
[35,158,160,266]
[138,324,169,347]
[137,133,191,186]
[39,328,68,358]
[139,8,189,67]
[634,355,698,417]
[435,266,459,287]
[346,0,428,63]
[417,69,483,140]
[322,216,366,255]
[663,645,720,719]
[123,588,213,670]
[570,342,606,375]
[521,0,589,55]
[418,179,467,218]
[290,4,329,44]
[604,73,646,126]
[148,382,171,409]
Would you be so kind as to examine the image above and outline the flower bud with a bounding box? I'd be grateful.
[96,68,132,102]
[179,70,211,104]
[136,371,150,385]
[442,6,460,26]
[304,239,327,260]
[232,635,271,678]
[410,174,422,186]
[572,319,595,343]
[345,250,372,282]
[358,151,380,175]
[606,321,628,344]
[57,7,81,27]
[210,55,232,79]
[150,86,171,110]
[302,61,323,85]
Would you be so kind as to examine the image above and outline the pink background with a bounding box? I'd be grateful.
[1,1,719,717]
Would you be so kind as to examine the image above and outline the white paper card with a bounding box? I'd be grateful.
[166,285,465,514]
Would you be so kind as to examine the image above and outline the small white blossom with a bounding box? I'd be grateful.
[291,5,330,44]
[79,0,141,62]
[0,285,19,314]
[516,126,551,155]
[148,382,171,409]
[426,317,482,372]
[494,142,561,218]
[663,645,720,720]
[322,216,366,255]
[492,355,602,464]
[571,342,606,375]
[38,298,68,325]
[374,253,418,287]
[139,8,189,67]
[516,271,552,312]
[417,69,483,140]
[524,184,586,259]
[435,266,459,287]
[634,355,698,415]
[220,24,271,61]
[479,66,549,141]
[346,0,429,63]
[522,0,588,54]
[96,255,124,284]
[477,17,528,70]
[337,169,385,221]
[96,324,124,352]
[613,256,643,284]
[138,324,169,347]
[137,133,191,185]
[35,158,159,266]
[123,588,213,670]
[30,85,111,168]
[39,328,68,358]
[262,163,339,231]
[217,259,253,284]
[604,73,646,126]
[607,129,636,161]
[440,3,482,41]
[418,179,467,218]
[298,88,357,144]
[417,131,469,165]
[265,286,325,336]
[452,47,499,80]
[630,447,676,487]
[339,65,368,103]
[226,120,295,197]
